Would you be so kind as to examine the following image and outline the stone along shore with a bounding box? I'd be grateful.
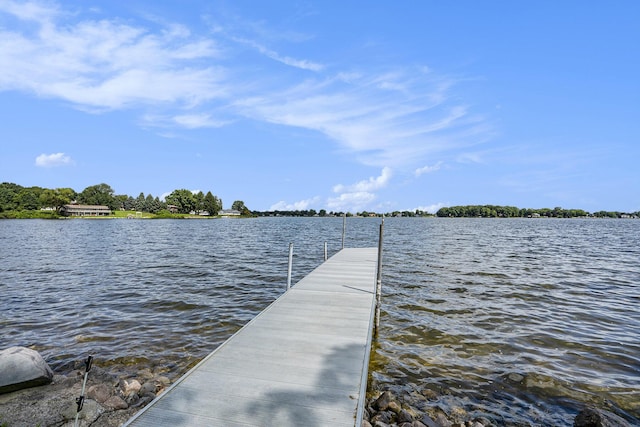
[0,347,632,427]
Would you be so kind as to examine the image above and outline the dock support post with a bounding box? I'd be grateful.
[342,213,346,249]
[324,241,328,261]
[375,218,384,335]
[287,243,293,290]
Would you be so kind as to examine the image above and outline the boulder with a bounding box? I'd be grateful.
[574,407,631,427]
[0,346,54,393]
[373,391,394,411]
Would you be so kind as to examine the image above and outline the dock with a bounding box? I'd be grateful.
[124,247,379,427]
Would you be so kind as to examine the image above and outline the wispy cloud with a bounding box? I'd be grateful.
[333,167,392,193]
[2,0,492,170]
[35,152,74,167]
[269,197,321,211]
[0,0,225,117]
[234,70,488,169]
[415,161,443,177]
[231,36,324,71]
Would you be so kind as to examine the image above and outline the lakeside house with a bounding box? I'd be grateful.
[219,209,241,217]
[60,204,111,217]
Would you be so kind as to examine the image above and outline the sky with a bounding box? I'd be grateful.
[1,0,638,213]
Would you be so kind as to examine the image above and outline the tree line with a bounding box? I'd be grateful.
[435,205,638,218]
[0,182,248,216]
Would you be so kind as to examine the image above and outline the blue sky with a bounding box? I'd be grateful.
[1,1,638,213]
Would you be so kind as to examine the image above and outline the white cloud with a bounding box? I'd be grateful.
[1,1,491,175]
[415,161,443,177]
[0,0,59,23]
[327,192,376,212]
[269,196,321,211]
[0,2,225,113]
[234,70,487,169]
[327,168,392,212]
[333,167,392,193]
[231,36,324,72]
[172,114,230,129]
[457,152,484,164]
[35,152,73,167]
[414,203,447,214]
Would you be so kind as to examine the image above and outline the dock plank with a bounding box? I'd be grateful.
[124,247,378,427]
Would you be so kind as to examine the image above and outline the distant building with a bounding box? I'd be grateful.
[60,204,111,217]
[219,209,241,217]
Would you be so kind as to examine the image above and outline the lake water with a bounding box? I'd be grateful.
[1,217,638,426]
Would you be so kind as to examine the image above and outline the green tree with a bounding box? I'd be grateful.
[0,182,22,211]
[16,187,43,211]
[144,194,154,213]
[204,191,222,216]
[194,191,205,214]
[40,188,76,212]
[78,183,117,210]
[114,194,128,211]
[165,189,196,214]
[135,192,146,211]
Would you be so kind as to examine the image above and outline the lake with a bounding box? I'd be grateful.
[1,217,638,425]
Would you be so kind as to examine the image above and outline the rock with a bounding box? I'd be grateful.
[398,408,416,424]
[137,368,154,380]
[388,400,402,414]
[87,383,112,403]
[155,375,171,386]
[103,395,129,410]
[434,412,453,427]
[362,420,373,427]
[373,391,394,411]
[0,346,54,393]
[574,407,631,427]
[61,398,102,423]
[121,378,142,396]
[372,410,394,424]
[421,388,439,400]
[472,417,495,427]
[131,394,154,408]
[449,406,467,423]
[421,414,441,427]
[139,380,158,397]
[508,373,525,383]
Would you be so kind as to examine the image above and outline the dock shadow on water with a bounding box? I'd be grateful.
[240,343,364,427]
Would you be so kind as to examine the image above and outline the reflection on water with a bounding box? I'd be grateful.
[1,217,638,425]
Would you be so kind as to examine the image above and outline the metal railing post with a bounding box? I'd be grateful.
[287,243,293,290]
[375,217,384,335]
[342,213,346,249]
[324,241,328,261]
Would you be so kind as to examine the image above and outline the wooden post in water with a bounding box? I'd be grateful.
[324,241,328,261]
[342,213,346,249]
[375,218,384,335]
[287,243,293,290]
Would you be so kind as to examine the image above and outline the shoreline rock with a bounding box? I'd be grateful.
[361,390,636,427]
[0,347,54,394]
[0,364,170,427]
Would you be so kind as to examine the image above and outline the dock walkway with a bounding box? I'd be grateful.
[124,247,379,427]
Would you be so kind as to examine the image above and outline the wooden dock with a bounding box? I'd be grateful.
[124,247,379,427]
